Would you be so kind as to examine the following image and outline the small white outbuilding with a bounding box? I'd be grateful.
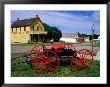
[60,33,78,43]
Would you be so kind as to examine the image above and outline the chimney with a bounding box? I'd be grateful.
[36,15,38,18]
[17,18,19,21]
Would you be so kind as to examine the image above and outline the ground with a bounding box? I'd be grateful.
[11,44,100,60]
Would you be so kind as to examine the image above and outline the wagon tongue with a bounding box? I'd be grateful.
[51,44,64,49]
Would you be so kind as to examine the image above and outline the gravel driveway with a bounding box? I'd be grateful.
[11,45,99,54]
[11,45,100,60]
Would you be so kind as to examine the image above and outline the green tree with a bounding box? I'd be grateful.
[52,27,62,42]
[43,23,62,42]
[77,32,87,37]
[43,23,53,40]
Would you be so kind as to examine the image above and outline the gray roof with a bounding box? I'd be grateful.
[11,16,42,28]
[62,33,78,38]
[11,18,36,28]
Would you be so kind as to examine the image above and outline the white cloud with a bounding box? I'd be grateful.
[11,10,100,34]
[37,11,99,34]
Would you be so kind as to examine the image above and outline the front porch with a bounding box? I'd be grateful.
[30,34,46,42]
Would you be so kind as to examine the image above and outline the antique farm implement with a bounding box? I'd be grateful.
[11,43,94,76]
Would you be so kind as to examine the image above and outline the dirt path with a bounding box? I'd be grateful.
[11,46,99,53]
[11,45,99,54]
[11,46,35,53]
[11,45,100,60]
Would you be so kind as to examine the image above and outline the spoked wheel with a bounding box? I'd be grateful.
[71,49,94,72]
[33,51,60,76]
[64,44,76,51]
[30,46,47,61]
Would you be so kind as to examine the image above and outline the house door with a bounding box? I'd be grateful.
[30,34,42,42]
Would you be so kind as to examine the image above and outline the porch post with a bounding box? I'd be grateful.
[42,34,44,42]
[32,34,33,42]
[38,34,39,42]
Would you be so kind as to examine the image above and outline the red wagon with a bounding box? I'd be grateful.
[28,43,94,76]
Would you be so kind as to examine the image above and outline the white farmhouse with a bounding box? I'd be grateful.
[60,33,78,43]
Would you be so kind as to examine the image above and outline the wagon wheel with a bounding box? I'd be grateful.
[64,44,76,51]
[33,51,60,76]
[30,46,47,61]
[71,49,94,72]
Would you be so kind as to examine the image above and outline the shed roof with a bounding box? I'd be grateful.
[61,33,78,38]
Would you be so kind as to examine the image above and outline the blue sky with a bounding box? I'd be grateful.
[11,10,100,35]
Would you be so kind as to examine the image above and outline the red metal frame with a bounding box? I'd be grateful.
[30,44,94,76]
[64,44,76,51]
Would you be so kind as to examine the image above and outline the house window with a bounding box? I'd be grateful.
[32,26,34,31]
[37,27,39,31]
[34,26,37,31]
[16,28,17,32]
[20,27,21,31]
[12,28,13,33]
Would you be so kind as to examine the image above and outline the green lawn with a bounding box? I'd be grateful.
[11,42,50,46]
[11,42,69,47]
[11,41,100,47]
[80,41,100,47]
[11,53,100,77]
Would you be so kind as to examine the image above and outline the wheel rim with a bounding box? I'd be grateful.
[71,49,94,72]
[64,44,76,51]
[33,50,60,76]
[30,46,47,61]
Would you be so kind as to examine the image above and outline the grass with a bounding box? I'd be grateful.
[11,53,100,77]
[11,41,100,47]
[11,53,24,59]
[11,42,50,46]
[80,41,100,47]
[11,42,67,46]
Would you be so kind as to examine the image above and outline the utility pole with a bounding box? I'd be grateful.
[91,24,95,53]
